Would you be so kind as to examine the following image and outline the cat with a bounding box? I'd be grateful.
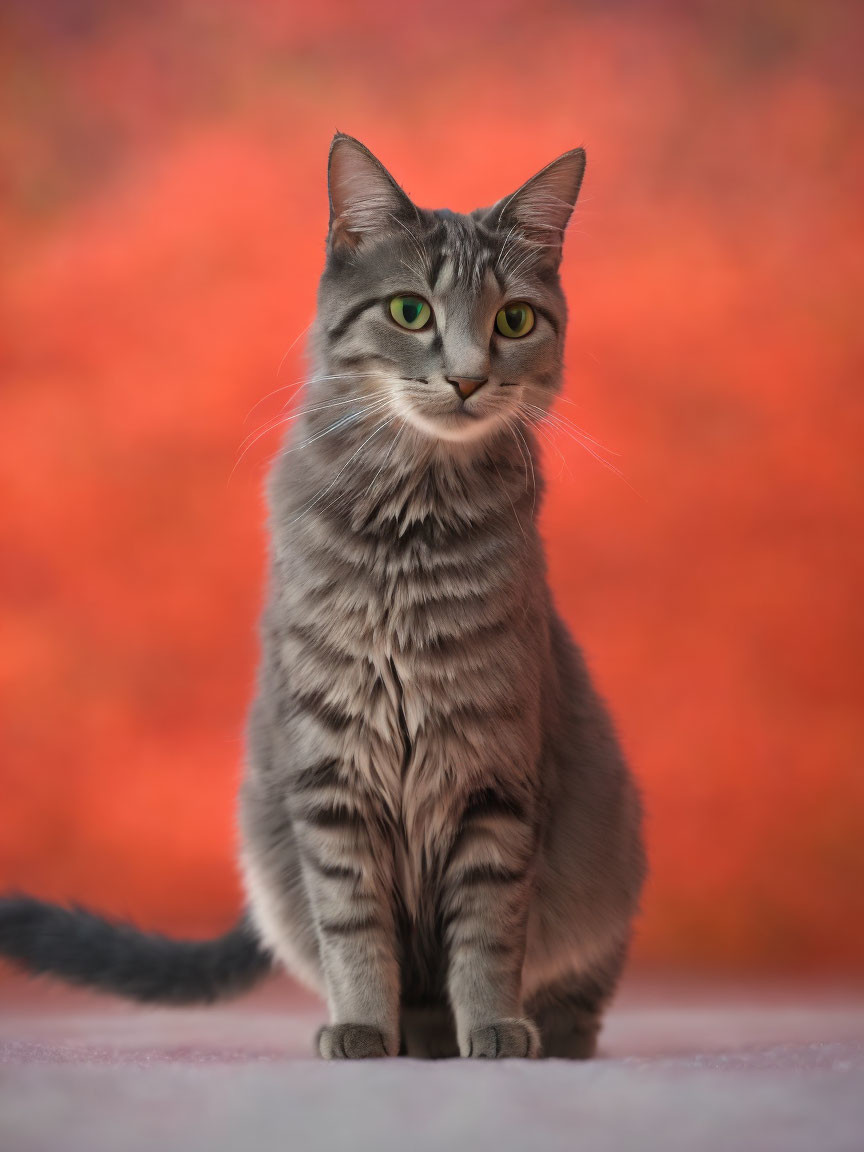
[0,134,645,1060]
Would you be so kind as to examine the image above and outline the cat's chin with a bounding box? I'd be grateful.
[394,398,503,445]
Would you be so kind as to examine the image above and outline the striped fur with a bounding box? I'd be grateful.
[240,135,645,1059]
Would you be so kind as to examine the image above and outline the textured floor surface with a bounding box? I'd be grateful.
[1,978,862,1152]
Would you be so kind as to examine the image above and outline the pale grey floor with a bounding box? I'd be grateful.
[1,976,862,1152]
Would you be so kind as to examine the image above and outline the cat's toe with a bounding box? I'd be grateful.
[317,1023,389,1060]
[467,1017,541,1059]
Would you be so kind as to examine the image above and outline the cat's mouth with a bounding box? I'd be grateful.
[443,406,482,422]
[396,401,503,444]
[389,378,515,444]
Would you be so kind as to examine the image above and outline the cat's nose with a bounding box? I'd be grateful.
[447,376,488,400]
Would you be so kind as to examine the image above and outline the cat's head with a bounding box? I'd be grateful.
[313,134,585,447]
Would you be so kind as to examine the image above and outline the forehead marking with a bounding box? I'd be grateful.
[428,214,495,294]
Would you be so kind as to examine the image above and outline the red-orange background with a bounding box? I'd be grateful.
[2,0,862,977]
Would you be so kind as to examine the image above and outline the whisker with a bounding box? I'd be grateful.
[230,397,390,483]
[495,224,519,272]
[286,414,397,528]
[237,389,385,455]
[275,319,316,381]
[522,410,642,499]
[524,407,608,461]
[280,400,391,458]
[507,421,531,495]
[387,213,430,281]
[521,402,619,456]
[521,410,571,482]
[244,373,382,424]
[512,422,537,520]
[361,420,407,506]
[502,244,542,282]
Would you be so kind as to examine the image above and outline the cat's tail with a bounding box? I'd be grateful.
[0,895,272,1004]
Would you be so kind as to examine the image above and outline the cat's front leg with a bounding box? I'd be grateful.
[292,764,400,1059]
[442,787,540,1059]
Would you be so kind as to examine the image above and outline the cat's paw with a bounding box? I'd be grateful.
[467,1017,541,1059]
[317,1023,389,1060]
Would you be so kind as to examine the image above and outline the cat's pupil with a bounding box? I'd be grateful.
[506,308,524,330]
[403,300,421,324]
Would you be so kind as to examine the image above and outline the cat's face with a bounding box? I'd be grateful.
[314,136,585,447]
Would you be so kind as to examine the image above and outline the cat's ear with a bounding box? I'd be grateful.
[485,147,586,270]
[327,134,417,251]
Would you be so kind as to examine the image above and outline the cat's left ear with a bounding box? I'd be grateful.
[327,134,418,252]
[484,147,586,270]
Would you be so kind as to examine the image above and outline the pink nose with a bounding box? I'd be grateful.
[447,376,488,400]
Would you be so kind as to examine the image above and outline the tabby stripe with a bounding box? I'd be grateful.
[448,935,512,956]
[333,353,400,372]
[291,760,342,795]
[462,787,527,825]
[287,623,354,670]
[424,615,515,660]
[426,239,447,289]
[533,304,560,336]
[301,801,365,832]
[451,863,527,888]
[326,297,381,342]
[319,916,380,937]
[294,688,354,733]
[303,854,361,882]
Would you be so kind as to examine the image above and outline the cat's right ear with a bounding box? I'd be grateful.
[327,134,417,252]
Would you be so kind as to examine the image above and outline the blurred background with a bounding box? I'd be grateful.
[1,0,862,981]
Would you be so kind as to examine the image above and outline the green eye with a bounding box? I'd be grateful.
[495,303,535,338]
[389,295,432,330]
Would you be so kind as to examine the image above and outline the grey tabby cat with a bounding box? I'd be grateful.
[0,135,645,1060]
